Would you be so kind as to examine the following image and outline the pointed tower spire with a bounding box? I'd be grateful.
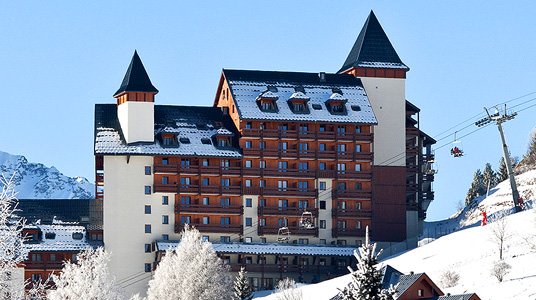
[114,50,159,97]
[339,11,408,73]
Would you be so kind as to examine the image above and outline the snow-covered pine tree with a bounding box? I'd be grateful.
[0,175,28,299]
[147,225,232,300]
[233,266,253,300]
[482,162,496,189]
[465,169,485,205]
[337,226,396,300]
[48,247,124,300]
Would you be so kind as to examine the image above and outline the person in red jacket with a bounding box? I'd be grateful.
[481,210,487,226]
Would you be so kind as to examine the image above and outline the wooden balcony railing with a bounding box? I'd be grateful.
[243,187,317,198]
[331,189,372,199]
[241,128,373,142]
[332,228,366,238]
[257,226,318,237]
[176,204,243,215]
[331,209,372,218]
[23,261,65,270]
[229,263,348,275]
[175,223,243,234]
[258,207,319,217]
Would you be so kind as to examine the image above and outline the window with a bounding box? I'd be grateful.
[145,224,151,233]
[202,178,210,186]
[320,201,326,210]
[162,234,169,240]
[278,142,288,151]
[245,198,252,207]
[163,136,174,146]
[220,236,231,243]
[145,205,151,214]
[245,179,252,187]
[319,162,326,170]
[337,144,346,153]
[356,221,362,229]
[319,124,326,132]
[162,196,169,205]
[162,158,169,165]
[259,199,266,207]
[181,196,191,205]
[203,216,210,225]
[355,144,362,152]
[260,237,267,243]
[298,181,308,190]
[338,201,347,209]
[202,197,210,205]
[261,101,275,111]
[202,236,209,241]
[279,124,288,130]
[351,105,361,111]
[337,182,347,190]
[298,162,308,170]
[245,141,252,148]
[331,103,345,113]
[221,217,231,225]
[259,218,266,227]
[355,164,361,172]
[221,178,230,187]
[278,161,287,170]
[180,216,190,225]
[221,159,230,168]
[145,263,152,273]
[201,138,211,145]
[218,138,230,147]
[245,160,252,168]
[31,274,41,282]
[181,159,190,167]
[337,240,347,246]
[245,237,253,243]
[162,215,169,225]
[246,122,252,129]
[299,143,308,152]
[337,163,346,171]
[145,244,151,253]
[180,177,191,187]
[356,202,362,210]
[298,238,309,245]
[319,181,326,191]
[145,166,151,175]
[298,200,308,209]
[337,126,346,133]
[337,220,347,229]
[278,199,288,209]
[355,126,362,133]
[245,218,253,227]
[320,220,326,229]
[277,181,288,191]
[144,186,151,195]
[72,254,78,262]
[319,239,326,245]
[319,143,326,151]
[259,180,266,188]
[50,254,56,261]
[31,254,42,262]
[259,160,266,169]
[220,198,230,206]
[418,289,424,297]
[312,104,322,110]
[278,218,288,227]
[202,159,209,166]
[355,182,362,190]
[260,141,266,149]
[179,137,190,144]
[162,176,169,184]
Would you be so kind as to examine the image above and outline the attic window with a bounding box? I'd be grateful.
[179,137,190,144]
[351,105,361,111]
[162,135,175,146]
[72,232,84,240]
[45,232,56,240]
[312,104,322,110]
[217,138,231,148]
[201,138,212,145]
[256,90,279,113]
[261,101,276,111]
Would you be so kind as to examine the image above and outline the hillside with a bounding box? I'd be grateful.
[0,150,94,199]
[258,170,536,300]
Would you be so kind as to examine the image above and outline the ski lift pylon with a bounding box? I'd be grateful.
[450,131,464,157]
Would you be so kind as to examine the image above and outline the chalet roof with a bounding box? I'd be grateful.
[24,223,102,252]
[114,51,159,97]
[94,104,242,157]
[339,11,409,73]
[156,241,356,256]
[406,100,421,113]
[222,69,377,124]
[395,273,426,296]
[433,294,479,300]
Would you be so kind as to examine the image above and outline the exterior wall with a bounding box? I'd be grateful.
[397,276,442,300]
[104,155,156,297]
[242,195,259,242]
[359,77,406,167]
[117,102,155,144]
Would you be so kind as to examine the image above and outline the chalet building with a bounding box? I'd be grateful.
[94,11,435,295]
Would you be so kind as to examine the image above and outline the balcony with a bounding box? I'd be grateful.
[258,207,319,217]
[154,184,177,193]
[175,185,242,195]
[257,226,318,237]
[175,223,243,234]
[243,187,317,198]
[331,189,372,199]
[229,263,347,275]
[332,228,365,238]
[331,209,372,218]
[176,204,243,215]
[23,261,66,270]
[242,168,316,178]
[241,128,373,142]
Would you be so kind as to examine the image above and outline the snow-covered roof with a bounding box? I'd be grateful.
[94,105,242,157]
[223,70,377,124]
[24,224,102,252]
[156,241,356,256]
[355,61,409,69]
[289,91,310,101]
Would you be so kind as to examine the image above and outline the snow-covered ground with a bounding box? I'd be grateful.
[258,170,536,300]
[0,150,94,199]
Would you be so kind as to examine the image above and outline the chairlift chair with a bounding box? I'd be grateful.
[450,132,464,158]
[299,210,315,229]
[277,227,290,242]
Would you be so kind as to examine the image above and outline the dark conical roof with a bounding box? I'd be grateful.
[114,51,159,97]
[339,11,409,73]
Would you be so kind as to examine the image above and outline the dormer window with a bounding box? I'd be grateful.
[161,133,178,147]
[288,91,310,114]
[326,92,348,115]
[217,138,231,148]
[256,90,279,113]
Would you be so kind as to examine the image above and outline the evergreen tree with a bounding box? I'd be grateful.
[465,169,485,205]
[526,129,536,166]
[233,267,253,300]
[147,225,232,300]
[497,158,509,183]
[337,227,396,300]
[482,163,496,189]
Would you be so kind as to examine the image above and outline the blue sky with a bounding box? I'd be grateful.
[1,1,535,221]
